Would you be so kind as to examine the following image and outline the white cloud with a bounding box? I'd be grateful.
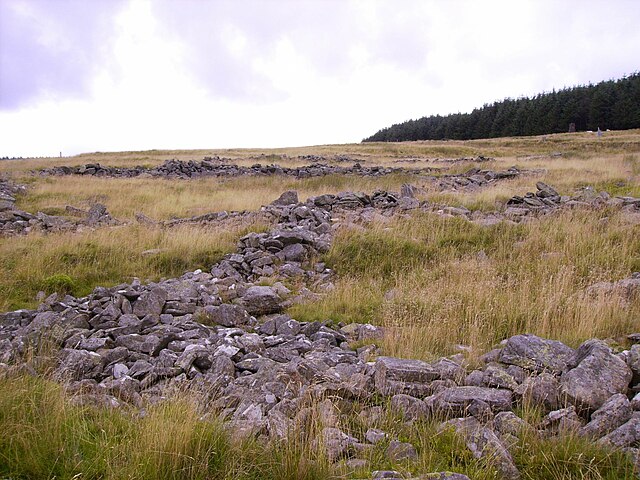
[1,0,639,157]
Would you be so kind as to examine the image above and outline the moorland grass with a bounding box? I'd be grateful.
[290,208,640,358]
[0,222,267,311]
[1,133,640,479]
[12,173,420,220]
[0,371,635,480]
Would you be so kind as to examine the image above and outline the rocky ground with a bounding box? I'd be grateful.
[0,177,119,236]
[1,179,640,479]
[35,159,531,191]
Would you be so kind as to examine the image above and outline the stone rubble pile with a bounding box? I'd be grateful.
[2,184,640,478]
[429,166,524,191]
[36,159,534,191]
[37,160,435,179]
[505,181,640,218]
[0,178,119,236]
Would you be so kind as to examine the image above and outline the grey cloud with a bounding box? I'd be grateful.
[0,0,126,110]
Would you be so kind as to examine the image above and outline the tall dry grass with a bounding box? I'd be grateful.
[0,370,633,479]
[0,222,267,310]
[291,208,640,359]
[13,173,420,220]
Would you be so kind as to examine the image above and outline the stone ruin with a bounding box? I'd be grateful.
[2,182,640,479]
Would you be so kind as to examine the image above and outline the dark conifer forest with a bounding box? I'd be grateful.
[363,73,640,142]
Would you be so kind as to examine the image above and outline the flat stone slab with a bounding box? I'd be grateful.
[374,356,440,397]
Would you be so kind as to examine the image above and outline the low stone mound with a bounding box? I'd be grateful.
[0,178,119,236]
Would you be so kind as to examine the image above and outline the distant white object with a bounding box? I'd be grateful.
[587,130,593,133]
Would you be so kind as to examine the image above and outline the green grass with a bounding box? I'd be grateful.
[0,223,268,310]
[0,373,334,480]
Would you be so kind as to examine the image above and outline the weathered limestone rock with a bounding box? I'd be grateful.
[391,393,430,421]
[581,393,633,439]
[432,386,512,417]
[541,406,584,433]
[320,427,358,462]
[55,348,103,381]
[443,417,521,480]
[203,304,250,327]
[598,417,640,448]
[375,356,439,397]
[560,339,632,412]
[514,372,560,412]
[498,334,575,374]
[132,287,167,317]
[493,411,531,437]
[241,286,283,316]
[365,428,387,444]
[420,474,471,480]
[385,439,418,462]
[271,190,299,206]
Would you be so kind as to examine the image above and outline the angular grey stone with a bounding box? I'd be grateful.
[56,349,103,380]
[365,428,387,444]
[431,357,466,383]
[420,473,471,480]
[444,417,520,479]
[514,373,560,412]
[433,386,512,416]
[598,417,640,448]
[493,411,530,437]
[241,286,283,316]
[627,344,640,385]
[481,365,519,390]
[375,356,439,397]
[560,339,632,412]
[320,427,358,462]
[385,440,417,462]
[541,406,584,433]
[271,190,299,206]
[115,334,161,355]
[536,182,560,199]
[281,243,308,262]
[499,334,574,374]
[372,471,403,479]
[203,304,249,327]
[391,393,429,421]
[581,393,633,439]
[132,287,167,317]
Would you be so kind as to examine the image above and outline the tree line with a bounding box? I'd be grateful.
[363,73,640,142]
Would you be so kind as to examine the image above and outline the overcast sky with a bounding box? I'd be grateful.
[1,0,639,157]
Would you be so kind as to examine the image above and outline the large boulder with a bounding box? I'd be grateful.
[560,339,632,412]
[498,334,575,374]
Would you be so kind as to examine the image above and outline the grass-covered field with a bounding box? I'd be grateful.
[1,130,640,478]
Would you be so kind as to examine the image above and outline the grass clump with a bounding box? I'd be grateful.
[0,223,267,311]
[40,273,77,296]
